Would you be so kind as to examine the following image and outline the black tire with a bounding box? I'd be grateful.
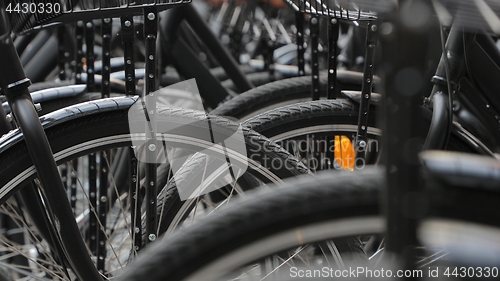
[0,98,308,279]
[117,168,383,281]
[115,167,500,281]
[242,99,376,139]
[212,73,365,120]
[421,151,500,227]
[241,99,379,171]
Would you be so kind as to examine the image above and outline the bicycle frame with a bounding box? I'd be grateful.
[160,5,254,108]
[0,1,257,279]
[425,23,500,154]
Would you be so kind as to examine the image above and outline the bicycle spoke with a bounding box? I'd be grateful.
[69,161,127,272]
[260,245,308,280]
[0,203,67,278]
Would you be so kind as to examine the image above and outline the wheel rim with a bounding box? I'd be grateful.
[185,216,384,281]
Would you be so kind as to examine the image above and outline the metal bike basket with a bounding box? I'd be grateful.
[283,0,377,20]
[9,0,191,34]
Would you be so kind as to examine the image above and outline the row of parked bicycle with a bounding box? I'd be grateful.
[0,0,498,280]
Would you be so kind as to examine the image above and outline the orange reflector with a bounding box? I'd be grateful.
[334,136,355,170]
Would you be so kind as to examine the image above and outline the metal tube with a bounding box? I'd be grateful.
[101,18,112,98]
[310,16,320,100]
[121,15,136,96]
[184,5,254,92]
[19,30,52,67]
[75,21,85,84]
[57,26,67,80]
[9,91,102,281]
[23,35,58,83]
[296,12,305,76]
[423,91,449,150]
[85,21,96,92]
[355,22,377,164]
[327,18,340,99]
[144,6,159,246]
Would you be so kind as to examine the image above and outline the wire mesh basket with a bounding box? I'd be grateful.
[437,0,500,34]
[284,0,377,21]
[8,0,191,34]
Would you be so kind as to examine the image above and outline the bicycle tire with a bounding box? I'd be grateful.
[117,168,382,281]
[147,100,380,275]
[242,99,377,139]
[212,73,367,120]
[116,167,500,281]
[0,97,308,279]
[241,99,379,171]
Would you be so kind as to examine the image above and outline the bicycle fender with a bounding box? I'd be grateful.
[0,96,137,154]
[2,85,87,114]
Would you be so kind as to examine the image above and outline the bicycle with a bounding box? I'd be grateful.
[0,0,315,279]
[112,0,500,279]
[113,161,500,280]
[158,0,500,229]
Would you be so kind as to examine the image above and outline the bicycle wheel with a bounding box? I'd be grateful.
[136,93,375,274]
[0,97,307,279]
[149,102,371,265]
[149,98,376,273]
[117,168,382,281]
[116,167,500,281]
[154,97,479,238]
